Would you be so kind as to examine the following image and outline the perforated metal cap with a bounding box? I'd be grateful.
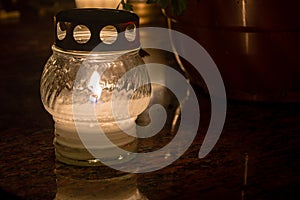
[54,8,140,52]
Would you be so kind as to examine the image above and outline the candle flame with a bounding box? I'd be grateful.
[88,71,102,103]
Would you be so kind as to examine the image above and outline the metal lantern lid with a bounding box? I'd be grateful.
[54,8,140,52]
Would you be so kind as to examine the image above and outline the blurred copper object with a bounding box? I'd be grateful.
[166,0,300,102]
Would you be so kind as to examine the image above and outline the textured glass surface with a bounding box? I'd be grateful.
[40,46,151,165]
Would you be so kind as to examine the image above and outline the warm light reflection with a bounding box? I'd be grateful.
[242,0,249,54]
[55,166,148,200]
[75,0,120,8]
[132,3,148,25]
[241,0,247,27]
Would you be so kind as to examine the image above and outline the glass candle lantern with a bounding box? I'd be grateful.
[40,9,151,166]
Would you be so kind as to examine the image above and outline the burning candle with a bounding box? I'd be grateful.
[40,8,151,166]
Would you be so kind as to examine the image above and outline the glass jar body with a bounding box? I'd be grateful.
[40,46,151,166]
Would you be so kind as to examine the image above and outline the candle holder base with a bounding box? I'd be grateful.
[54,140,137,167]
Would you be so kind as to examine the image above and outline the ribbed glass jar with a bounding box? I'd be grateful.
[40,9,151,166]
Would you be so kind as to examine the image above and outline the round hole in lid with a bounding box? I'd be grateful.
[125,23,136,42]
[57,22,67,40]
[100,25,118,44]
[73,25,91,44]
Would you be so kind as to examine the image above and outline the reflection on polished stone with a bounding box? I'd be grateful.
[54,162,147,200]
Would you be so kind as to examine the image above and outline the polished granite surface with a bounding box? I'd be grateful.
[0,8,300,200]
